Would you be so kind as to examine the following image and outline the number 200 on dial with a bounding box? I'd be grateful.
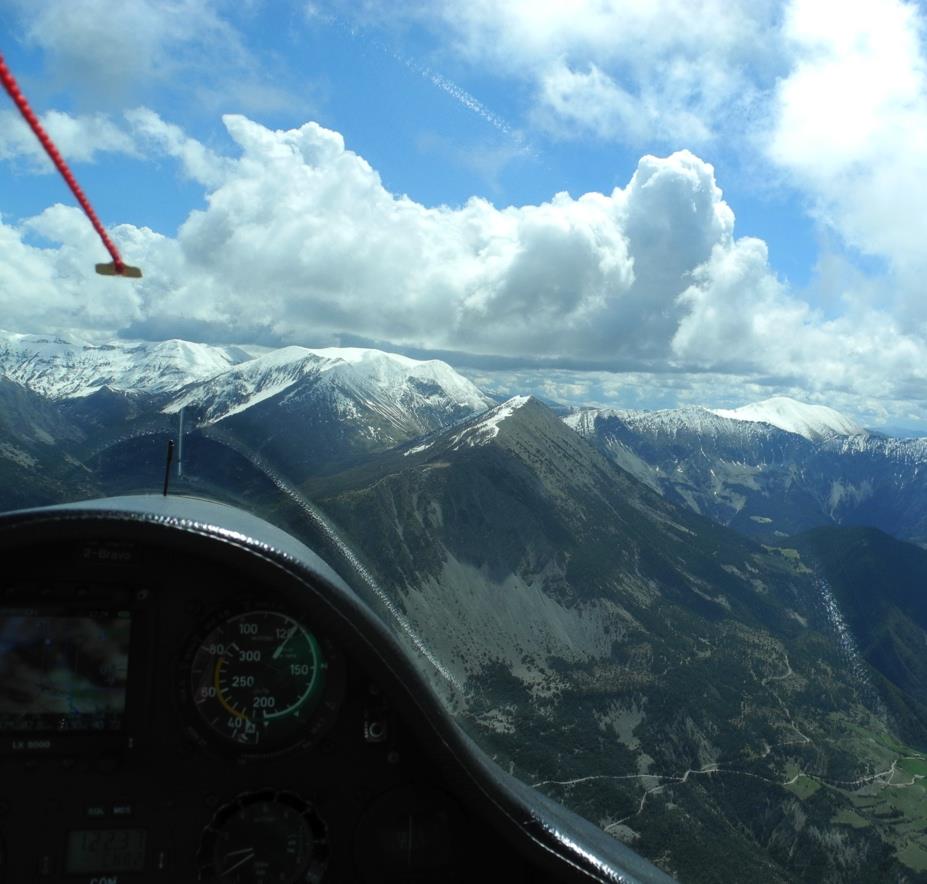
[188,610,331,752]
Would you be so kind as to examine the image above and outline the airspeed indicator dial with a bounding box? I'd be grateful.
[186,610,340,754]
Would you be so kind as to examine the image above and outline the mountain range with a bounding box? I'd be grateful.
[4,329,924,546]
[566,403,927,546]
[0,330,492,482]
[0,329,925,883]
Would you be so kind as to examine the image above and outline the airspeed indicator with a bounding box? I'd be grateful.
[186,610,340,754]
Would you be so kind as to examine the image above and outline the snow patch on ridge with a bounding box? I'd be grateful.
[711,397,863,441]
[449,396,531,449]
[563,408,607,437]
[163,346,329,417]
[564,405,772,441]
[403,441,434,457]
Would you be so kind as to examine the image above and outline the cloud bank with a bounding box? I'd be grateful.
[0,110,924,422]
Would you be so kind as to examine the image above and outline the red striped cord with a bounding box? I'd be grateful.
[0,52,126,274]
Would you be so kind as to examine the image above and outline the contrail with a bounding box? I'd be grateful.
[333,12,525,145]
[396,52,520,141]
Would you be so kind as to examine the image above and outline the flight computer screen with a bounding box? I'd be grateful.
[0,610,132,732]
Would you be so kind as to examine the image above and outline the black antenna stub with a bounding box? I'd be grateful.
[163,439,175,496]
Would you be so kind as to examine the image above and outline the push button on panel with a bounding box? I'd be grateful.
[35,852,54,877]
[152,844,172,873]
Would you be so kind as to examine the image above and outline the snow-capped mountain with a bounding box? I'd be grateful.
[566,401,927,545]
[165,345,491,432]
[0,331,496,479]
[0,330,491,437]
[0,330,252,398]
[404,396,533,456]
[565,397,865,445]
[711,396,864,441]
[150,342,493,476]
[566,404,801,443]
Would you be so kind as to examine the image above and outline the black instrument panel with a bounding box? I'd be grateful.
[0,539,507,883]
[0,496,677,884]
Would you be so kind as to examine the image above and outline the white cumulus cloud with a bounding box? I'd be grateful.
[6,0,304,115]
[0,113,924,419]
[768,0,927,314]
[0,205,145,331]
[0,105,234,189]
[124,108,233,188]
[0,109,138,168]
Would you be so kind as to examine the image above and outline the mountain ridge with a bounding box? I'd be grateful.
[164,344,491,429]
[567,404,927,545]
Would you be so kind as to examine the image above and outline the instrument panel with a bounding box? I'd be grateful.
[0,497,678,884]
[0,537,527,884]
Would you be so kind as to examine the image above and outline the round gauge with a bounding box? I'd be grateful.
[197,790,327,884]
[184,609,343,754]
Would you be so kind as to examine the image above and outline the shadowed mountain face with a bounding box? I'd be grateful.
[306,399,927,884]
[790,527,927,746]
[0,378,101,509]
[567,407,927,547]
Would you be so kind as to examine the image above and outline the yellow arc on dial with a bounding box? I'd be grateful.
[214,656,247,720]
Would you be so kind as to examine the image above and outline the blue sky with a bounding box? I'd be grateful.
[0,3,818,281]
[1,0,926,429]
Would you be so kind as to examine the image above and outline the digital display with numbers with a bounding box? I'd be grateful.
[0,610,132,733]
[66,828,147,873]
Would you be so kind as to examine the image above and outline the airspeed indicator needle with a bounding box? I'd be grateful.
[221,850,255,876]
[273,624,299,660]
